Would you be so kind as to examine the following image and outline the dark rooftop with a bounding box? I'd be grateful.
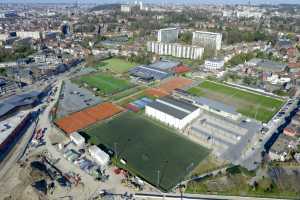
[147,96,198,119]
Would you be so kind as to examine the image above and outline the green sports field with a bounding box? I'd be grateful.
[74,73,133,96]
[95,58,138,73]
[84,112,210,191]
[187,81,285,122]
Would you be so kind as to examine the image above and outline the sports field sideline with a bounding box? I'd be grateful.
[84,112,210,191]
[188,81,285,122]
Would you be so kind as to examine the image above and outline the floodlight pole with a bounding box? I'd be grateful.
[157,169,160,188]
[114,142,118,159]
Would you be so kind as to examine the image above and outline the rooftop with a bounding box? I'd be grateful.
[159,28,178,31]
[147,96,198,119]
[193,31,221,36]
[0,90,41,117]
[0,111,30,145]
[148,60,180,71]
[258,60,287,72]
[205,58,224,63]
[194,96,238,115]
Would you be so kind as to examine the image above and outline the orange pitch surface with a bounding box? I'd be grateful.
[55,102,123,134]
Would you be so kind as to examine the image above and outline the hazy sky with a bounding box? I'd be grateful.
[3,0,300,4]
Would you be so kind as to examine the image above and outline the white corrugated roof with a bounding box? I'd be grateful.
[89,145,110,166]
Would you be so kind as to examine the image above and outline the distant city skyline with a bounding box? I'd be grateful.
[3,0,300,5]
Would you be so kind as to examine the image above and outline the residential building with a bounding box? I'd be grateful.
[121,4,131,13]
[204,58,225,71]
[192,31,222,51]
[157,28,179,43]
[147,41,204,60]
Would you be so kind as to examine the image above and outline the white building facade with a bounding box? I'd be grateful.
[121,5,131,12]
[89,145,110,168]
[157,28,179,43]
[145,96,201,130]
[204,58,225,71]
[192,31,222,51]
[147,41,204,60]
[17,31,41,40]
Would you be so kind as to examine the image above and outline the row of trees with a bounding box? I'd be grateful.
[223,28,276,45]
[226,50,284,68]
[226,52,254,67]
[127,51,152,65]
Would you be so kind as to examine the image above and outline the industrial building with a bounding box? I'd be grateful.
[69,132,85,147]
[88,145,110,168]
[0,111,32,156]
[157,28,179,43]
[147,41,204,60]
[192,31,222,51]
[145,96,200,130]
[0,90,43,120]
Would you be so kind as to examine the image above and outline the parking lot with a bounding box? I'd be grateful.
[56,80,102,118]
[188,111,261,164]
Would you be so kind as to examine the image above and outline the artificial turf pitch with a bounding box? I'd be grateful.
[84,112,210,191]
[95,58,138,73]
[75,74,132,95]
[188,81,285,122]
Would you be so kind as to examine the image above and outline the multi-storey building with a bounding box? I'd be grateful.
[147,41,204,60]
[192,31,222,51]
[157,28,179,43]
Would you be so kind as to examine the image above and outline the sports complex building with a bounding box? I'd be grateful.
[129,60,180,82]
[145,96,200,130]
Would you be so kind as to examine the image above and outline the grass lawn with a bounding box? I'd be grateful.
[191,155,228,177]
[84,112,210,191]
[187,81,285,122]
[95,58,138,73]
[186,168,300,199]
[74,73,133,96]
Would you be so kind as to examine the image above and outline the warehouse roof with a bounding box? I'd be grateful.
[129,65,171,81]
[0,111,30,145]
[0,90,41,117]
[148,60,180,71]
[194,96,238,115]
[147,96,198,119]
[159,96,198,112]
[258,60,287,72]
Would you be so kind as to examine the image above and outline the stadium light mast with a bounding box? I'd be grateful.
[157,169,160,188]
[114,142,118,159]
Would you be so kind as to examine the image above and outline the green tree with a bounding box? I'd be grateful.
[0,68,6,76]
[178,32,192,44]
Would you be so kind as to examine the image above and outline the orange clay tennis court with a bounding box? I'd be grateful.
[145,77,193,97]
[55,102,123,134]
